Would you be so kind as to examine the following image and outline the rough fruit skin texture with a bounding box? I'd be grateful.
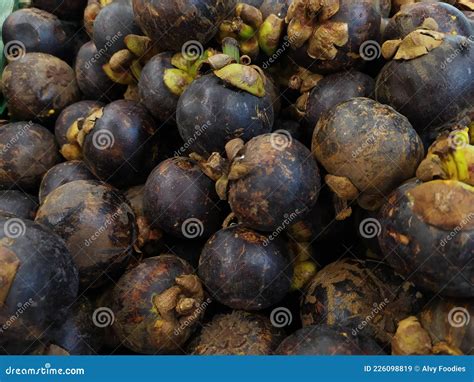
[376,34,474,132]
[0,122,60,191]
[191,311,285,355]
[275,325,382,355]
[39,161,96,204]
[229,133,320,232]
[378,180,474,297]
[143,157,223,240]
[177,74,274,155]
[0,190,38,220]
[132,0,236,51]
[300,259,424,345]
[198,225,292,311]
[35,180,136,289]
[112,255,206,354]
[1,53,80,122]
[0,218,79,353]
[312,97,424,209]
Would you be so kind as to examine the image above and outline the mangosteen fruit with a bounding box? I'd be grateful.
[112,255,207,354]
[1,53,81,122]
[378,179,474,297]
[191,310,285,355]
[39,161,96,204]
[312,97,424,211]
[227,133,320,231]
[143,157,224,240]
[0,122,60,191]
[0,191,38,220]
[35,179,136,289]
[198,225,292,311]
[32,0,88,20]
[0,217,79,353]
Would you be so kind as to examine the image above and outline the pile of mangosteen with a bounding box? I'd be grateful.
[0,0,472,356]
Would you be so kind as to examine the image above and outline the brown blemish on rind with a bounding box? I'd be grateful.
[0,246,20,307]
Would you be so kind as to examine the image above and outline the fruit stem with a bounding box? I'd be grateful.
[222,37,241,63]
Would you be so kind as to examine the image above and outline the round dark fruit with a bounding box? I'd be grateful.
[78,100,159,188]
[376,30,474,132]
[92,2,141,58]
[0,122,60,191]
[144,157,223,240]
[378,179,474,297]
[39,161,96,204]
[75,41,126,102]
[2,8,75,60]
[125,185,163,256]
[228,133,320,231]
[112,255,207,354]
[35,179,136,289]
[1,53,81,122]
[191,311,285,355]
[176,73,274,155]
[383,3,473,41]
[260,0,291,18]
[132,0,235,51]
[0,191,38,220]
[275,325,383,355]
[54,100,104,158]
[198,225,292,311]
[300,259,425,345]
[48,297,103,355]
[312,97,424,210]
[0,217,79,353]
[32,0,88,20]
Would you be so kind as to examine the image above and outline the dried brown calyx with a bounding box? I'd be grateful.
[286,0,348,60]
[0,246,20,307]
[392,316,432,355]
[381,28,444,60]
[152,274,206,345]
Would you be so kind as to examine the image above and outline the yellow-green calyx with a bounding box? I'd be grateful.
[416,126,474,186]
[214,63,266,97]
[219,3,286,59]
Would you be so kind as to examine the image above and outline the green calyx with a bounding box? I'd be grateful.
[214,63,266,97]
[163,69,194,96]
